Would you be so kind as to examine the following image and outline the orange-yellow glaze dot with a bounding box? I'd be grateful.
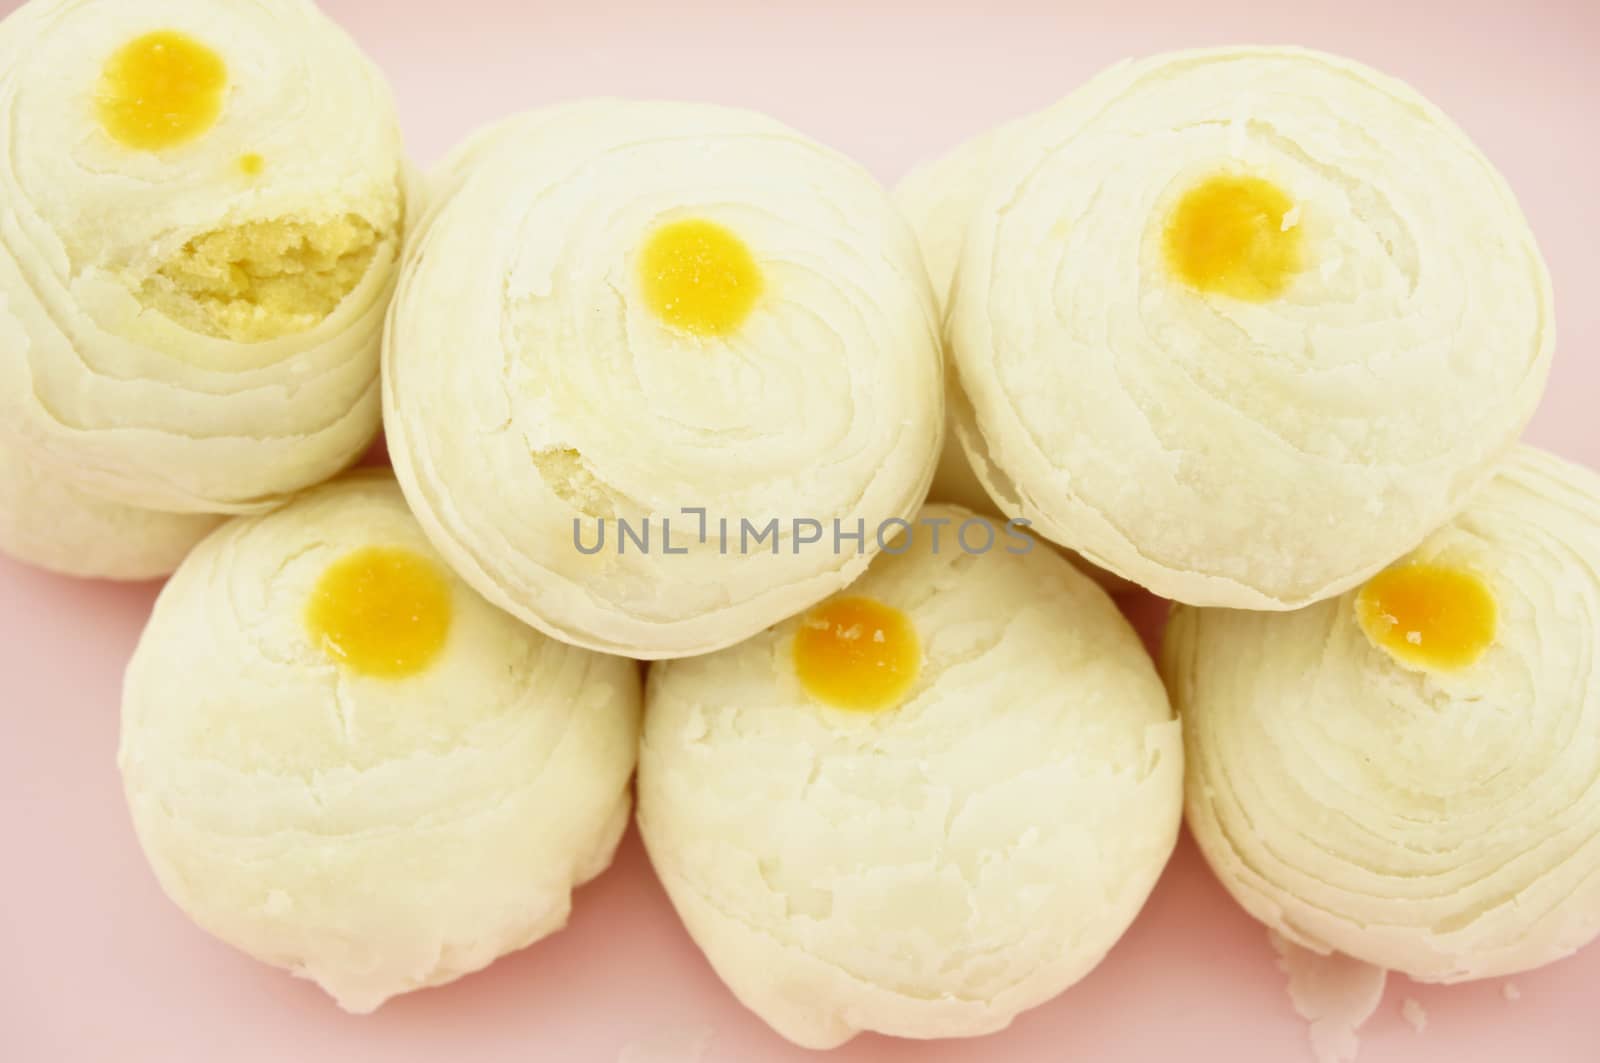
[1164,174,1304,300]
[1355,562,1497,672]
[793,596,920,712]
[305,546,453,679]
[639,218,764,336]
[238,152,265,176]
[96,30,228,151]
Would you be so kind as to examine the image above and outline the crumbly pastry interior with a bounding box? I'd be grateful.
[93,23,391,342]
[0,0,408,516]
[139,214,385,342]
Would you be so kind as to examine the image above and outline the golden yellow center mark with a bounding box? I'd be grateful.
[1164,174,1304,300]
[639,218,764,336]
[1355,562,1497,672]
[793,595,920,712]
[97,30,228,151]
[305,546,453,679]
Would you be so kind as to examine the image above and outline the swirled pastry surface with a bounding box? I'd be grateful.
[1168,447,1600,980]
[640,504,1181,1047]
[948,47,1553,608]
[0,0,409,515]
[119,471,642,1011]
[385,102,943,658]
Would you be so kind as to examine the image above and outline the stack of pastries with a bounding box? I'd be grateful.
[2,0,1595,1051]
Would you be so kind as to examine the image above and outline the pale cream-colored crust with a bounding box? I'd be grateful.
[0,432,220,579]
[639,504,1182,1048]
[385,101,943,659]
[119,471,642,1012]
[893,126,1009,519]
[894,132,1135,596]
[1168,447,1600,981]
[948,47,1553,608]
[0,0,409,515]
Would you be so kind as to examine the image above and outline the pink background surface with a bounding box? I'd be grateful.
[3,1,1598,1060]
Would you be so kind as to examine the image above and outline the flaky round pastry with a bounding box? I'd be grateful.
[1168,447,1600,981]
[639,504,1182,1048]
[0,0,409,515]
[120,471,641,1012]
[0,432,220,579]
[385,101,943,660]
[947,47,1553,608]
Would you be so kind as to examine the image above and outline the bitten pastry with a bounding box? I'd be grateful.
[639,504,1182,1048]
[1168,447,1600,981]
[947,47,1553,609]
[0,0,409,527]
[120,471,641,1012]
[385,101,943,659]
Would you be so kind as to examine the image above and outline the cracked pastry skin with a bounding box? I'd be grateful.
[1167,447,1600,981]
[0,0,409,523]
[945,47,1553,609]
[384,101,943,660]
[119,471,642,1013]
[638,504,1183,1048]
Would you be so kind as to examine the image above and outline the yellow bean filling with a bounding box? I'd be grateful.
[793,596,921,713]
[1355,562,1497,672]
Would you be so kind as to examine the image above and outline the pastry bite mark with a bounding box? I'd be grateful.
[1163,174,1304,300]
[639,218,764,336]
[792,596,920,712]
[139,213,385,342]
[305,545,453,679]
[1355,561,1497,671]
[96,31,228,151]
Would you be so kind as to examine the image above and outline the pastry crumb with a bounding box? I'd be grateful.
[1269,931,1387,1063]
[1401,998,1427,1032]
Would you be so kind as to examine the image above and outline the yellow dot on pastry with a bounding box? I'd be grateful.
[96,30,228,151]
[1164,174,1304,300]
[639,218,764,336]
[238,152,264,176]
[793,596,920,712]
[1355,562,1497,671]
[305,546,453,679]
